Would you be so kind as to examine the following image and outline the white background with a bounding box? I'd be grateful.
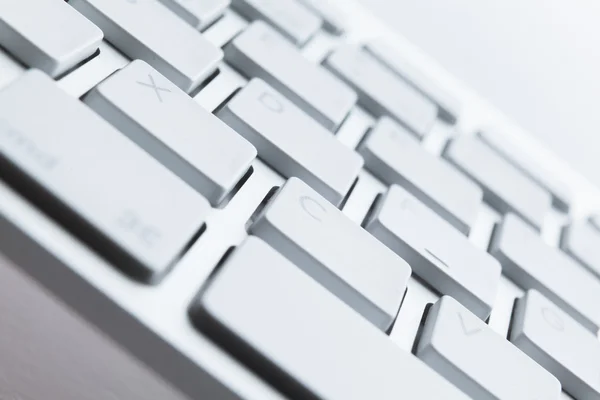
[361,0,600,187]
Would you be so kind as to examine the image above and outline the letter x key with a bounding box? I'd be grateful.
[137,73,171,102]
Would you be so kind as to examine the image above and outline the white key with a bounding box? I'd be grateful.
[365,39,461,124]
[478,129,572,211]
[444,135,552,231]
[217,78,363,206]
[157,0,230,30]
[0,0,102,78]
[359,117,482,234]
[0,70,209,283]
[590,214,600,232]
[511,290,600,400]
[225,21,356,131]
[325,45,438,138]
[561,220,600,279]
[84,60,256,206]
[70,0,222,93]
[490,214,600,333]
[363,185,500,320]
[416,296,561,400]
[191,237,471,400]
[231,0,322,46]
[248,178,411,331]
[296,0,347,35]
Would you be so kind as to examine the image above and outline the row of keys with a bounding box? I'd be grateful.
[418,290,600,400]
[364,185,501,320]
[192,229,600,399]
[8,0,592,308]
[4,3,600,398]
[192,234,600,399]
[415,296,561,399]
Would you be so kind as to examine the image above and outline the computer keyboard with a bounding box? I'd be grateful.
[1,1,600,399]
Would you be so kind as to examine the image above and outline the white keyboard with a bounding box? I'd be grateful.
[1,1,600,399]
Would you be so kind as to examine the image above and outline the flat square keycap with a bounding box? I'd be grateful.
[84,60,256,206]
[248,178,411,331]
[365,39,461,124]
[0,0,103,78]
[510,290,600,400]
[364,185,501,320]
[157,0,231,30]
[490,213,600,333]
[416,296,561,400]
[231,0,322,46]
[218,78,363,207]
[191,236,471,400]
[444,135,552,231]
[478,129,572,211]
[561,220,600,280]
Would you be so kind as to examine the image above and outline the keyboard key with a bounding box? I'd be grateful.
[416,296,561,400]
[231,0,322,46]
[84,60,256,206]
[561,220,600,279]
[248,178,410,331]
[218,78,362,206]
[225,21,356,131]
[296,0,347,35]
[510,290,600,400]
[478,129,572,211]
[359,117,482,234]
[365,39,460,124]
[157,0,230,30]
[490,214,600,333]
[0,70,209,283]
[191,237,471,400]
[325,45,438,138]
[0,0,102,78]
[70,0,223,93]
[590,214,600,232]
[363,185,500,320]
[444,135,552,231]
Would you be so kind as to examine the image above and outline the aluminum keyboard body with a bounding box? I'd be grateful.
[1,1,599,399]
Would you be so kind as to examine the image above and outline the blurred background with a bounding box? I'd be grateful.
[361,0,600,187]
